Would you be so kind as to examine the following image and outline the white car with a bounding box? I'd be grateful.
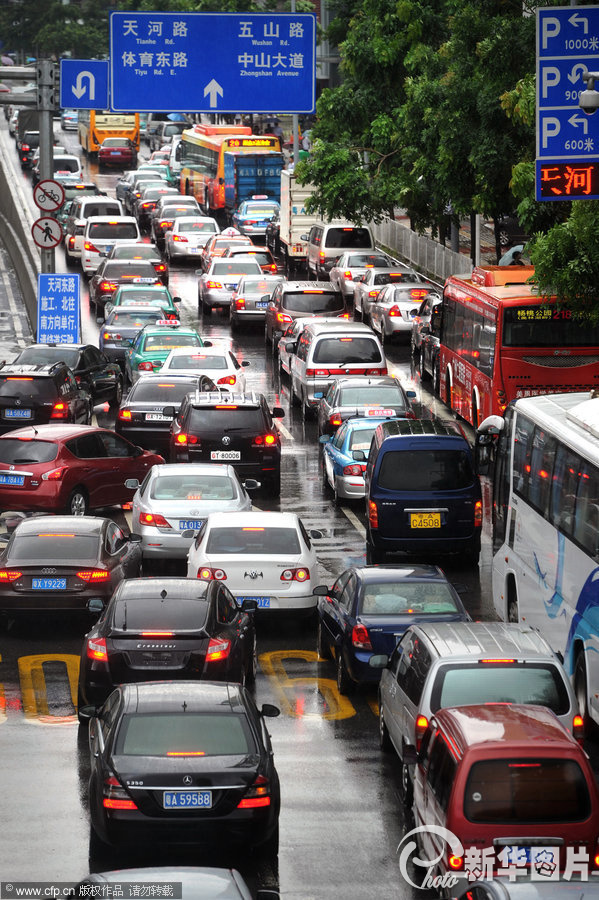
[81,216,143,275]
[186,511,322,614]
[164,216,220,262]
[128,463,256,560]
[159,344,250,391]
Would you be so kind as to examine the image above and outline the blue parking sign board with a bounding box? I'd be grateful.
[37,274,80,345]
[110,11,316,113]
[60,59,109,110]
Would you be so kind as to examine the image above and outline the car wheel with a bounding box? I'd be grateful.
[336,651,354,695]
[575,654,591,731]
[263,472,281,497]
[202,298,212,316]
[109,378,123,409]
[379,701,392,752]
[66,487,89,516]
[317,620,332,659]
[366,543,384,565]
[245,632,257,685]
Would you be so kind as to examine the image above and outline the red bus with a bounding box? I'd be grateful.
[437,265,599,427]
[178,124,280,218]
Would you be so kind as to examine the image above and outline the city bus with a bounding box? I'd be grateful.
[78,111,141,155]
[436,265,599,427]
[477,391,599,729]
[178,124,281,219]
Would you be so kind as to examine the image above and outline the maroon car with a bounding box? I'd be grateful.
[0,424,164,515]
[98,138,137,170]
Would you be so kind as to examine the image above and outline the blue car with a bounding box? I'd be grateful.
[231,199,281,239]
[314,564,470,694]
[320,416,400,502]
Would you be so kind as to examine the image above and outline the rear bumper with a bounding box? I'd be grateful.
[367,528,481,556]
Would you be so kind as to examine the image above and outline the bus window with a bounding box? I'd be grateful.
[513,415,535,501]
[574,463,599,556]
[551,446,580,538]
[529,428,556,517]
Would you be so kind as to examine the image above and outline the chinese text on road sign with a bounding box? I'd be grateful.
[37,274,80,345]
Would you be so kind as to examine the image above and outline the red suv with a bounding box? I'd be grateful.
[0,424,164,515]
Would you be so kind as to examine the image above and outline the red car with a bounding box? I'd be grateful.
[0,424,164,516]
[98,138,137,170]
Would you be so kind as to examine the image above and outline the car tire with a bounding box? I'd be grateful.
[263,472,281,497]
[109,378,123,409]
[366,543,384,565]
[245,632,258,685]
[66,487,89,517]
[317,620,332,660]
[202,298,212,316]
[379,701,392,752]
[336,650,354,695]
[353,302,362,322]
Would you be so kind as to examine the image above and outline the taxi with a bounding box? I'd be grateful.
[124,323,207,385]
[104,284,180,321]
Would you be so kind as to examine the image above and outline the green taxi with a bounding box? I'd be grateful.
[124,323,206,385]
[105,284,181,321]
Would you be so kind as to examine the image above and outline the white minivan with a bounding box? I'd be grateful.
[81,216,143,275]
[64,197,124,263]
[302,222,376,280]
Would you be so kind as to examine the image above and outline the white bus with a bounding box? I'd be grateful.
[478,391,599,728]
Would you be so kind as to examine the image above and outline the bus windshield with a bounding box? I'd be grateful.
[502,306,599,348]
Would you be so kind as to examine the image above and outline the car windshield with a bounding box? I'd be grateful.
[338,386,404,407]
[15,348,80,368]
[206,526,300,554]
[360,581,460,616]
[312,337,382,364]
[0,376,57,402]
[88,223,138,240]
[106,312,161,328]
[151,475,235,501]
[131,380,197,402]
[116,713,254,757]
[0,439,58,464]
[142,334,201,351]
[432,663,570,715]
[325,227,372,249]
[9,533,99,562]
[282,292,343,314]
[167,354,228,371]
[378,450,474,491]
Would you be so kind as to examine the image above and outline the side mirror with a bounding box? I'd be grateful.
[77,705,100,722]
[402,744,419,766]
[309,529,323,539]
[243,478,261,491]
[260,703,280,718]
[406,390,417,399]
[132,446,144,457]
[272,406,285,418]
[313,584,330,596]
[368,654,389,669]
[241,360,250,367]
[87,597,104,614]
[162,406,176,417]
[173,296,181,303]
[319,434,331,444]
[284,341,296,353]
[261,295,271,303]
[241,598,258,612]
[124,478,140,490]
[352,449,366,461]
[313,392,323,400]
[129,533,142,543]
[203,340,212,347]
[300,233,309,241]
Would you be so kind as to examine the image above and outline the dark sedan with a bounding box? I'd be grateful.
[316,375,415,439]
[315,564,470,694]
[12,343,123,408]
[78,577,258,710]
[88,259,163,320]
[100,307,174,369]
[82,681,280,853]
[107,242,169,286]
[0,515,141,613]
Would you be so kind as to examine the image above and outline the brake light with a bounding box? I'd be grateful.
[50,401,68,419]
[306,368,330,377]
[22,143,30,151]
[368,290,379,298]
[474,499,482,527]
[76,570,110,583]
[99,281,118,292]
[329,415,343,427]
[388,305,401,317]
[86,637,107,661]
[206,280,223,289]
[68,236,76,249]
[103,332,119,340]
[351,624,372,650]
[366,368,386,375]
[197,567,227,581]
[253,433,277,446]
[415,714,428,750]
[343,464,366,476]
[118,409,132,420]
[137,361,154,371]
[234,297,246,309]
[84,241,100,253]
[217,375,236,385]
[139,512,171,528]
[159,220,174,229]
[0,570,22,582]
[594,840,599,868]
[206,637,231,662]
[175,433,199,445]
[448,855,464,871]
[343,270,352,279]
[173,234,188,243]
[368,500,378,529]
[280,568,309,582]
[573,714,585,741]
[237,774,270,808]
[102,777,137,811]
[268,263,277,273]
[276,312,292,324]
[319,251,325,261]
[41,467,66,481]
[480,658,516,664]
[154,263,167,273]
[6,377,33,380]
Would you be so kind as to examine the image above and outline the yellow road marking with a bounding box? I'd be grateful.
[259,649,356,720]
[18,653,79,723]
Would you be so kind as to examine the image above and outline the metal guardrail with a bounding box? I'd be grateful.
[371,217,472,284]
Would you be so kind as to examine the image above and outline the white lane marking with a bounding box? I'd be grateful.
[340,505,366,538]
[124,509,132,531]
[0,256,25,342]
[276,421,293,441]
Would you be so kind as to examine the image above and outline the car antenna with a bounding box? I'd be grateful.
[182,701,187,712]
[161,589,167,601]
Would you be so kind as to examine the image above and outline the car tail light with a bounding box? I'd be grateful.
[138,361,154,371]
[22,143,30,151]
[253,433,277,446]
[217,375,236,385]
[50,401,68,419]
[165,313,178,321]
[368,500,378,529]
[343,464,366,476]
[68,236,76,250]
[474,500,483,527]
[573,714,585,741]
[306,368,329,377]
[0,570,22,582]
[234,297,246,309]
[139,512,171,528]
[415,714,428,750]
[352,623,372,650]
[118,409,132,420]
[175,433,199,445]
[448,855,464,871]
[99,281,117,292]
[76,569,110,583]
[343,270,352,279]
[329,414,343,427]
[388,305,401,317]
[244,220,257,225]
[280,568,309,582]
[83,240,100,253]
[206,637,231,662]
[86,637,108,662]
[276,312,292,325]
[102,776,137,811]
[366,368,386,375]
[103,332,120,340]
[41,467,67,481]
[173,234,188,243]
[268,263,277,273]
[154,263,167,273]
[206,280,223,289]
[593,840,599,868]
[237,774,271,808]
[368,289,379,298]
[197,567,227,581]
[319,251,325,261]
[159,220,174,229]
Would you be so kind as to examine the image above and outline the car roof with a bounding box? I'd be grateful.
[343,416,402,431]
[376,419,464,440]
[0,423,105,441]
[186,390,263,408]
[106,305,166,317]
[140,326,199,337]
[303,321,377,335]
[115,577,209,601]
[355,564,448,583]
[85,215,137,224]
[205,510,299,528]
[334,376,400,389]
[406,621,556,661]
[435,703,579,750]
[13,514,105,536]
[115,285,169,293]
[149,463,236,477]
[122,681,246,715]
[281,281,341,291]
[165,346,226,357]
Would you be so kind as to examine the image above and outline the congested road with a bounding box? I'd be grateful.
[0,119,498,899]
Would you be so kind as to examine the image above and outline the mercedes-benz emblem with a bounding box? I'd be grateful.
[183,775,193,786]
[222,435,231,446]
[15,399,21,406]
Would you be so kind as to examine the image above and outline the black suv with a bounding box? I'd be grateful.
[12,344,123,408]
[0,363,92,435]
[166,390,284,495]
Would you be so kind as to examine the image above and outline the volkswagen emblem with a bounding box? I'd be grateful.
[244,570,263,580]
[222,435,231,446]
[182,775,193,786]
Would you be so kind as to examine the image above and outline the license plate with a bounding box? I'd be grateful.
[500,846,543,866]
[237,596,271,608]
[163,790,212,810]
[210,451,241,460]
[146,413,171,421]
[365,408,394,416]
[0,474,25,485]
[179,519,205,531]
[110,151,120,156]
[256,301,269,309]
[189,248,201,254]
[32,578,67,590]
[4,408,32,419]
[225,283,236,290]
[410,512,441,529]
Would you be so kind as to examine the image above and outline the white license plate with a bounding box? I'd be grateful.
[210,451,241,460]
[163,790,212,809]
[146,413,171,421]
[237,596,271,608]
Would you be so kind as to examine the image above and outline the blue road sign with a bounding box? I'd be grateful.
[110,12,316,114]
[538,6,599,56]
[37,274,80,345]
[60,59,109,110]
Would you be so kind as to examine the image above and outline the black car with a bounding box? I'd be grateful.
[12,343,123,408]
[116,373,218,452]
[78,576,258,710]
[0,515,141,614]
[316,375,414,439]
[107,241,169,286]
[265,213,280,257]
[82,681,280,852]
[0,362,91,435]
[167,391,284,495]
[418,298,443,393]
[19,129,39,168]
[496,213,530,248]
[88,259,163,320]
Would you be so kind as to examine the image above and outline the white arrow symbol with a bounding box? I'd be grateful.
[569,12,589,34]
[72,71,95,101]
[203,79,223,108]
[568,63,588,85]
[569,113,589,133]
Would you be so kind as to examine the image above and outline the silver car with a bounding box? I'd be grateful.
[164,216,220,262]
[329,251,396,301]
[128,463,256,560]
[368,283,440,342]
[230,274,285,328]
[198,257,263,315]
[353,265,423,320]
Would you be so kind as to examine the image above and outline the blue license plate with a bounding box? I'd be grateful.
[256,301,269,308]
[237,596,271,608]
[179,519,205,531]
[0,474,25,486]
[4,408,32,419]
[163,790,212,809]
[32,578,67,590]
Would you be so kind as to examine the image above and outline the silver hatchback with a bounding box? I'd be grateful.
[197,258,263,315]
[229,274,285,328]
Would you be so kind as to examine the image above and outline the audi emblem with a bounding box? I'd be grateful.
[41,567,57,575]
[222,435,231,446]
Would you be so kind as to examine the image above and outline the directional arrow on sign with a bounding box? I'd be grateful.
[72,70,95,100]
[568,63,588,84]
[569,12,589,34]
[568,113,589,133]
[203,79,223,108]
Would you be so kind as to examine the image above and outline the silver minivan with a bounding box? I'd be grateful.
[81,216,143,275]
[302,222,375,279]
[64,196,123,263]
[373,621,583,800]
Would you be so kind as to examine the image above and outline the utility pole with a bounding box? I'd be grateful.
[36,60,58,273]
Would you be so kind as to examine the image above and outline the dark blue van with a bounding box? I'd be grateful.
[364,420,482,566]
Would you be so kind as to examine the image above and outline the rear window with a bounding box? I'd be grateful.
[116,713,253,757]
[464,758,591,823]
[167,354,228,371]
[282,291,343,314]
[178,221,217,234]
[116,290,170,305]
[241,279,280,293]
[0,376,57,402]
[324,227,372,250]
[374,272,409,285]
[338,386,405,407]
[245,204,278,217]
[349,427,377,452]
[377,449,474,491]
[82,203,121,217]
[130,380,197,403]
[111,595,209,632]
[151,474,235,501]
[206,526,300,554]
[360,581,460,616]
[142,334,201,351]
[431,663,570,716]
[9,533,98,562]
[188,407,263,433]
[212,261,262,276]
[104,262,157,279]
[347,254,390,267]
[15,348,79,368]
[111,246,158,261]
[54,158,80,173]
[312,337,382,365]
[0,439,58,464]
[106,311,162,328]
[88,222,139,240]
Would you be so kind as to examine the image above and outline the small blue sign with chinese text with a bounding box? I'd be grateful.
[37,274,80,344]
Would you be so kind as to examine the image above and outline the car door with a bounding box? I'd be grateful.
[105,521,140,580]
[324,421,348,487]
[216,584,251,675]
[83,345,114,402]
[319,570,351,650]
[64,433,109,508]
[97,430,154,503]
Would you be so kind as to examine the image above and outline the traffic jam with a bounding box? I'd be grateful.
[3,102,599,900]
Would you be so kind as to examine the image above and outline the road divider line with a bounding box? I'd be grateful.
[276,421,293,441]
[340,505,366,538]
